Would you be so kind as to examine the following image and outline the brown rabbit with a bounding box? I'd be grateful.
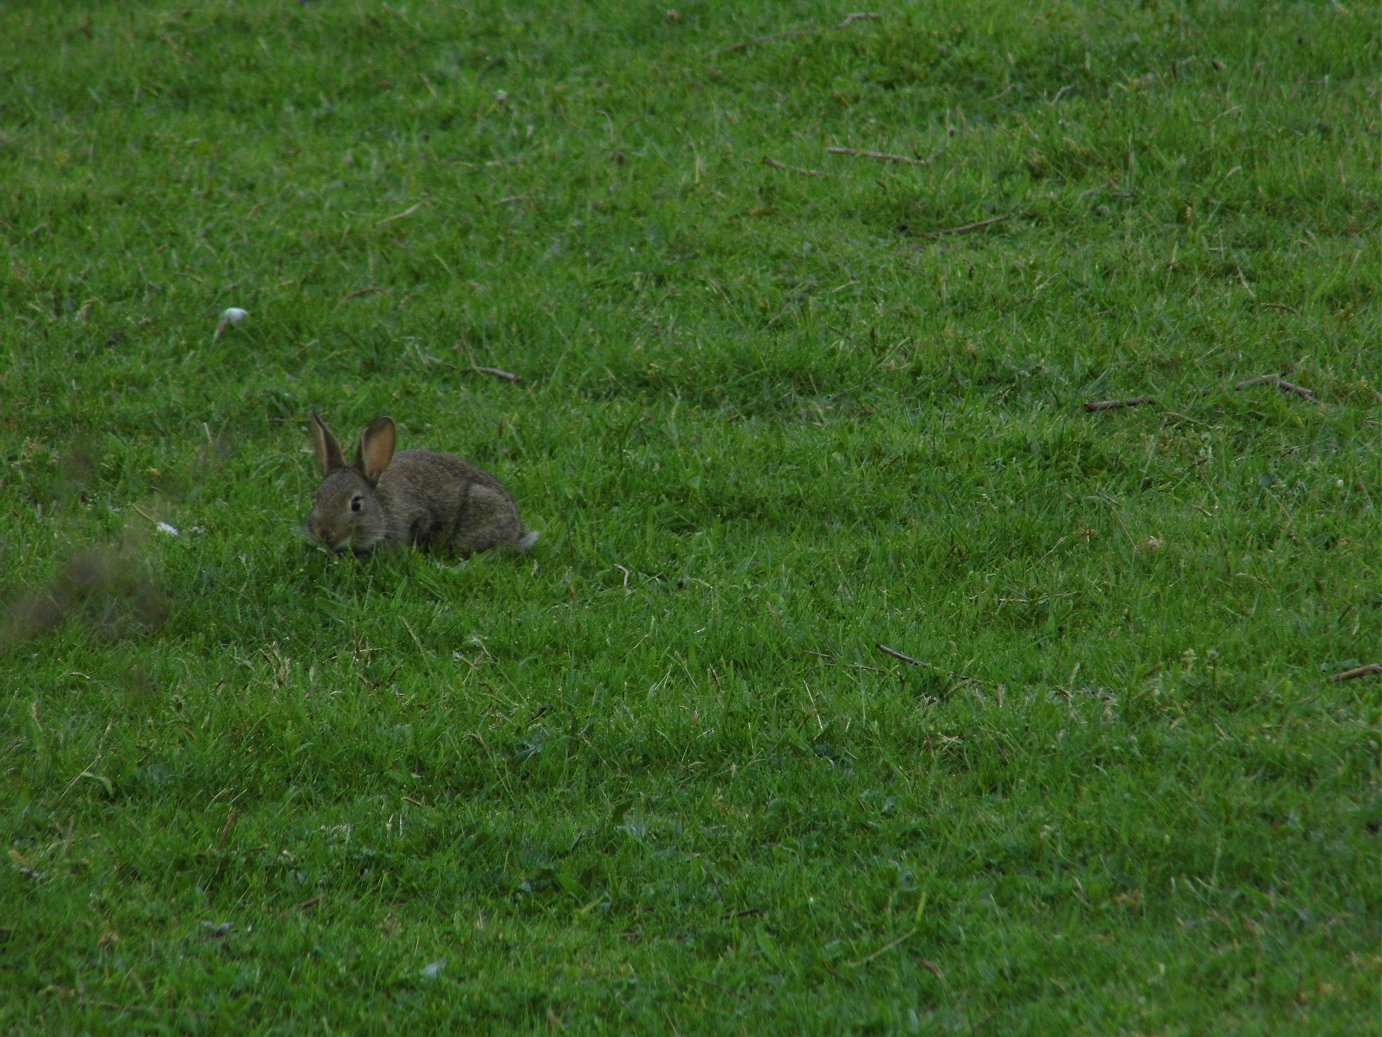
[306,413,538,557]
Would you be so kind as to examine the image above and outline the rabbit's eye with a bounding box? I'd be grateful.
[350,495,364,513]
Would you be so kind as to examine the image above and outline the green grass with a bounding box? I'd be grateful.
[2,1,1378,1033]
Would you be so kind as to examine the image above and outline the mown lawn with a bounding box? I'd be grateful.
[1,2,1378,1033]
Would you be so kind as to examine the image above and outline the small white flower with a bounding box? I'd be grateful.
[214,307,249,339]
[156,521,181,537]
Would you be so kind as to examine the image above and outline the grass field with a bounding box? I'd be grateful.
[2,1,1378,1033]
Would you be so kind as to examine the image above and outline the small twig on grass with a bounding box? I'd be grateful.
[910,213,1012,239]
[876,643,926,667]
[763,155,827,177]
[341,285,382,302]
[1235,373,1316,401]
[1083,395,1154,413]
[827,146,933,166]
[1330,663,1382,683]
[722,11,880,52]
[471,365,520,382]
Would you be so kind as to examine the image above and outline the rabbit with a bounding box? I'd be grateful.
[306,412,538,557]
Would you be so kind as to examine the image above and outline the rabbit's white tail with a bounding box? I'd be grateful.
[517,530,540,552]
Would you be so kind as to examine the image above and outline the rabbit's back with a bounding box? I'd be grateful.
[379,450,529,555]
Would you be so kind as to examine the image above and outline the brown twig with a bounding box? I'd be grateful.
[1083,395,1154,413]
[723,12,880,52]
[471,365,519,382]
[1277,379,1316,401]
[876,643,925,667]
[1235,373,1316,401]
[1330,663,1382,683]
[911,214,1011,238]
[763,155,827,177]
[827,146,933,166]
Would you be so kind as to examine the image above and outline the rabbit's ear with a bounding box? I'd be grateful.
[357,416,397,484]
[311,412,345,476]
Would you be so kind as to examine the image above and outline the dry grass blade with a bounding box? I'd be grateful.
[826,147,934,166]
[1084,395,1155,412]
[471,365,520,382]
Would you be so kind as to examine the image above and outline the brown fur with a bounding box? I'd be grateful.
[306,413,538,557]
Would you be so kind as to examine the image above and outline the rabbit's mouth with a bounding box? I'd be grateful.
[345,529,385,553]
[308,521,381,554]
